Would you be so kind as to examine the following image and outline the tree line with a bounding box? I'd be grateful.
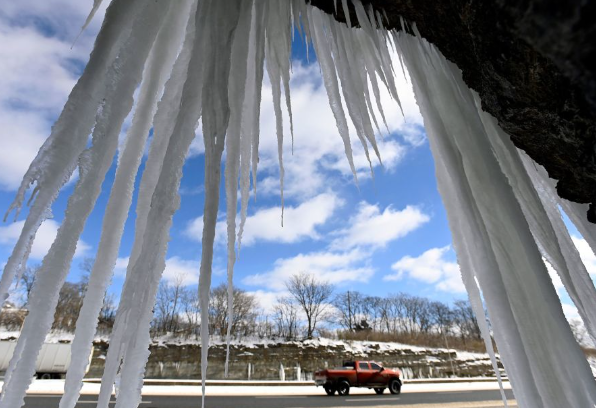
[1,263,484,351]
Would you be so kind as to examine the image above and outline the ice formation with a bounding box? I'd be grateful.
[2,0,596,408]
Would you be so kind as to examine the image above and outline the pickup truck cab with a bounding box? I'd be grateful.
[314,361,402,396]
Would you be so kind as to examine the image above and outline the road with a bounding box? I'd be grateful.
[23,389,516,408]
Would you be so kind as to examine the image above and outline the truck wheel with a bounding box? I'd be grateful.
[324,385,336,396]
[337,380,350,396]
[38,373,52,380]
[374,388,384,395]
[389,379,401,395]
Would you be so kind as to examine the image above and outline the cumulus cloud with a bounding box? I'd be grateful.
[0,1,106,190]
[0,219,90,260]
[332,202,429,250]
[571,236,596,276]
[114,255,200,286]
[385,246,465,293]
[243,248,374,291]
[161,256,201,286]
[112,256,130,277]
[245,289,290,314]
[185,193,341,247]
[240,200,428,292]
[544,260,565,292]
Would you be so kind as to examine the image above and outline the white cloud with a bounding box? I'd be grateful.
[0,219,90,260]
[385,246,465,293]
[544,259,565,292]
[562,303,580,321]
[243,248,374,291]
[0,2,106,191]
[113,256,199,286]
[113,256,130,277]
[572,236,596,276]
[332,202,429,250]
[162,256,201,286]
[185,193,341,247]
[245,289,290,314]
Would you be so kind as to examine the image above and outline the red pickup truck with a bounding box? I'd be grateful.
[314,361,402,396]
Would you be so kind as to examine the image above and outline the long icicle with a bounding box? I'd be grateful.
[475,95,596,347]
[0,5,168,407]
[519,151,596,344]
[224,0,254,378]
[198,1,243,407]
[399,31,596,407]
[308,8,358,182]
[95,4,202,407]
[0,0,144,307]
[400,33,527,406]
[109,5,205,402]
[238,0,267,252]
[58,3,191,408]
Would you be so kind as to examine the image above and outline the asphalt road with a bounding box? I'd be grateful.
[22,390,516,408]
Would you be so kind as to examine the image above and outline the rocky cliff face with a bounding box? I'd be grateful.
[87,339,502,380]
[310,0,596,220]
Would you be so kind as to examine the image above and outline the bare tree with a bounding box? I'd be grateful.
[285,272,334,339]
[19,264,39,307]
[181,287,200,338]
[380,294,406,334]
[453,300,481,342]
[333,291,366,332]
[97,293,117,334]
[273,296,299,339]
[209,284,259,339]
[52,282,85,331]
[154,275,186,334]
[429,301,454,336]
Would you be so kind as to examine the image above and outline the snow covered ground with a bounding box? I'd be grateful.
[0,379,512,396]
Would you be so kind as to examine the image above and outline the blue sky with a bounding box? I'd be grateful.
[1,0,595,318]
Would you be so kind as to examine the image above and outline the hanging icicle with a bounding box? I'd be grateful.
[3,1,596,408]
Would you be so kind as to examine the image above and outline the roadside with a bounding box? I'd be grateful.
[2,378,512,396]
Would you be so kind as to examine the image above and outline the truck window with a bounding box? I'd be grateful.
[358,362,370,370]
[370,362,382,370]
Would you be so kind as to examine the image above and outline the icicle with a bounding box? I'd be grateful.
[198,1,243,406]
[398,31,596,407]
[340,0,351,28]
[0,0,144,308]
[265,0,294,226]
[224,0,254,378]
[472,93,596,347]
[460,272,509,406]
[58,3,191,408]
[239,1,267,251]
[96,4,203,408]
[402,40,535,405]
[518,151,596,344]
[0,7,168,408]
[329,19,376,171]
[308,9,358,182]
[72,0,105,47]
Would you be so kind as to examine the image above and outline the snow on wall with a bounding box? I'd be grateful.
[1,0,596,407]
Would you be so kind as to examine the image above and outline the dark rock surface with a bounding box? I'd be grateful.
[310,0,596,219]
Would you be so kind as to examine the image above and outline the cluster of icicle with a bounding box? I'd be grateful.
[1,0,596,407]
